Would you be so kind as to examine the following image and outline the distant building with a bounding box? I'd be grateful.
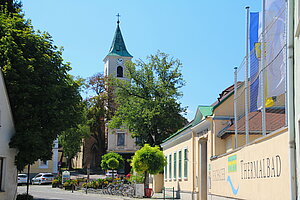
[0,70,17,200]
[22,139,59,174]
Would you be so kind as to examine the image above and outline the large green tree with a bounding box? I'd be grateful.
[0,7,84,170]
[109,52,187,146]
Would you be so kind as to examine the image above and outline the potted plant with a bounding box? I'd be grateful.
[131,144,167,198]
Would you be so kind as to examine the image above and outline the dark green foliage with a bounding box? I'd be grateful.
[109,51,187,146]
[0,9,84,170]
[0,0,22,14]
[107,158,119,170]
[101,152,124,170]
[17,193,33,200]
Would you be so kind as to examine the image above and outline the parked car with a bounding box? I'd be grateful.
[31,173,54,185]
[105,170,118,178]
[17,174,28,185]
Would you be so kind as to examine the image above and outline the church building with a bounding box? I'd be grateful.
[103,17,139,174]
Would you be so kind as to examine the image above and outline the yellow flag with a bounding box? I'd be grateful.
[265,97,274,108]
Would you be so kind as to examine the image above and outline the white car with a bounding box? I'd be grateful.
[18,174,28,185]
[105,171,118,178]
[31,173,54,185]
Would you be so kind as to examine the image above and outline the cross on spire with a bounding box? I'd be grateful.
[116,13,121,25]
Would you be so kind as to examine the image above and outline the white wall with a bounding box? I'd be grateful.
[0,71,17,200]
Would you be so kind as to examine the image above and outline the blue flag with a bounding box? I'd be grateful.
[249,12,259,112]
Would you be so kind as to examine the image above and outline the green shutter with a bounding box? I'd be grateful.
[164,156,167,179]
[174,152,177,179]
[178,151,182,178]
[184,149,188,178]
[169,155,172,179]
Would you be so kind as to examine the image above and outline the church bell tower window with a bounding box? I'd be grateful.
[117,66,123,77]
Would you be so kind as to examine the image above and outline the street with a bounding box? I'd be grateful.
[17,185,141,200]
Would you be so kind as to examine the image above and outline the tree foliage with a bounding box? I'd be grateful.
[59,124,89,169]
[0,0,22,14]
[107,158,119,170]
[131,144,166,175]
[85,73,114,164]
[0,7,84,170]
[109,51,187,146]
[100,152,124,170]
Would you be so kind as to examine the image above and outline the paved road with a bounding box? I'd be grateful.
[17,185,142,200]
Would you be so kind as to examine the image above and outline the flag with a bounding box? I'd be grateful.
[264,0,287,100]
[249,12,259,112]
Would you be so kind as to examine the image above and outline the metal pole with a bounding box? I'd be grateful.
[286,0,296,198]
[234,67,238,148]
[245,6,250,144]
[173,187,174,200]
[26,164,30,198]
[261,0,267,136]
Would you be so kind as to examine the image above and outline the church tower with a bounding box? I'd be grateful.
[104,16,139,175]
[103,16,133,79]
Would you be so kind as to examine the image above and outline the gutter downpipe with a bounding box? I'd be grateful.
[287,0,297,199]
[191,128,196,200]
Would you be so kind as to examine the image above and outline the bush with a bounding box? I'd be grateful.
[128,173,145,184]
[52,179,60,188]
[63,179,78,187]
[17,193,33,200]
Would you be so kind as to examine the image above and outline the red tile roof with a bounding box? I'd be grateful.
[218,108,286,137]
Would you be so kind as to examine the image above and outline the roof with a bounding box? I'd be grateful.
[217,108,285,138]
[107,24,133,58]
[162,106,212,143]
[161,83,241,144]
[211,82,243,110]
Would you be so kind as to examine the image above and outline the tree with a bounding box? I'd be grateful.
[0,7,84,171]
[101,152,124,179]
[85,73,114,167]
[107,158,119,170]
[59,124,89,170]
[0,0,22,14]
[131,144,167,188]
[109,51,187,146]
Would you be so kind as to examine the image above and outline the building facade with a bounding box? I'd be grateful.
[0,70,17,200]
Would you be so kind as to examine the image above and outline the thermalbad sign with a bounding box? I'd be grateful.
[209,131,289,200]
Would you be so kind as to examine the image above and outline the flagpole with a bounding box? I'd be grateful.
[245,6,250,144]
[261,0,266,136]
[234,67,238,149]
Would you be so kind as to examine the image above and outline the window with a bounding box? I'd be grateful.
[173,152,177,179]
[169,154,172,179]
[178,150,182,179]
[135,136,141,145]
[164,156,167,180]
[117,66,123,77]
[117,132,125,146]
[184,148,188,178]
[0,158,3,191]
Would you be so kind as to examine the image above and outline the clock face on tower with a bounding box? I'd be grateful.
[117,58,123,64]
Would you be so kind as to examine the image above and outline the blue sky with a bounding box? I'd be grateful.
[22,0,261,121]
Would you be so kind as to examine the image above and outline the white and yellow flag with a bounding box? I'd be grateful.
[258,0,286,109]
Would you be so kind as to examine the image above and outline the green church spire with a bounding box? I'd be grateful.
[107,15,132,58]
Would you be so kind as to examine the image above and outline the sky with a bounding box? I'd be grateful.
[21,0,261,121]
